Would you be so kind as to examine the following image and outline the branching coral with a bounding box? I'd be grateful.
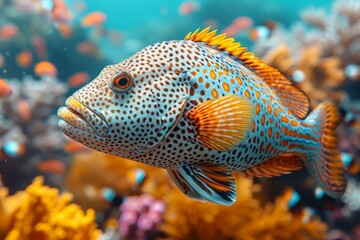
[254,0,360,105]
[159,174,327,240]
[0,176,101,240]
[0,76,69,192]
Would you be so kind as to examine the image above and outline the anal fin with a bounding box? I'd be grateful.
[241,154,304,178]
[168,163,236,205]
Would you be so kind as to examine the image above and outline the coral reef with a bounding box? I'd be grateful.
[251,1,360,237]
[253,0,360,105]
[64,152,328,240]
[0,76,68,191]
[159,174,327,240]
[65,151,171,211]
[0,0,110,80]
[0,176,100,240]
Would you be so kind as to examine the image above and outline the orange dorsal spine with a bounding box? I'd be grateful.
[185,27,310,119]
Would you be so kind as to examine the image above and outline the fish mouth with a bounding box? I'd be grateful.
[57,96,109,137]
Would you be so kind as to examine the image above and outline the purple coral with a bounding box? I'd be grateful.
[119,194,165,240]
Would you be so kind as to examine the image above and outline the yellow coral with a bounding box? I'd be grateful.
[159,174,327,240]
[0,176,101,240]
[65,151,171,210]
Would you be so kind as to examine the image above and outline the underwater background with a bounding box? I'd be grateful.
[0,0,360,239]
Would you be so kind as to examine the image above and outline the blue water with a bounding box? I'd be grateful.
[84,0,333,62]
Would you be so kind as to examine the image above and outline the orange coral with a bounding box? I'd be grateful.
[65,151,171,210]
[0,176,100,240]
[262,43,346,106]
[159,174,327,240]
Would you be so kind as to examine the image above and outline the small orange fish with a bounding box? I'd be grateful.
[0,24,19,40]
[76,41,99,57]
[57,23,72,38]
[64,139,90,153]
[16,50,33,68]
[82,12,107,27]
[38,159,66,174]
[68,72,89,88]
[32,35,47,59]
[179,2,199,15]
[0,79,13,98]
[51,0,72,23]
[17,99,31,122]
[34,61,58,76]
[232,16,253,31]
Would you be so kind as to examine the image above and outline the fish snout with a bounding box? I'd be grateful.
[58,96,109,137]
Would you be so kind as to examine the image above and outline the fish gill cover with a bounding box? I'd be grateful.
[0,0,359,239]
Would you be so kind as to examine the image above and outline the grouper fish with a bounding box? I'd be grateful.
[58,27,346,205]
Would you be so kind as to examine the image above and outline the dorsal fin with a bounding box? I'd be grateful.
[185,27,310,119]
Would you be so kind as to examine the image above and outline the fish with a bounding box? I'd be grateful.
[2,140,26,157]
[68,72,89,88]
[179,2,200,16]
[281,187,300,208]
[51,0,72,24]
[81,12,107,27]
[0,23,19,40]
[31,34,47,59]
[34,61,58,76]
[16,50,33,68]
[58,27,347,205]
[76,41,100,58]
[37,159,66,174]
[223,16,253,37]
[17,99,32,122]
[0,79,13,98]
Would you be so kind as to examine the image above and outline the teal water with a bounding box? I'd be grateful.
[84,0,333,62]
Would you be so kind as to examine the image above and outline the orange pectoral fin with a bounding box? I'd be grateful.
[241,154,304,178]
[186,94,253,152]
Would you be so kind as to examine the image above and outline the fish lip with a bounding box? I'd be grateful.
[58,96,109,137]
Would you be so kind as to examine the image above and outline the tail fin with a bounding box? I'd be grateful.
[304,101,346,198]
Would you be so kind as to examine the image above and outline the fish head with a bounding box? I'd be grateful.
[58,40,201,158]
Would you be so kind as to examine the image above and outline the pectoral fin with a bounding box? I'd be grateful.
[167,169,204,200]
[186,94,253,151]
[168,163,237,205]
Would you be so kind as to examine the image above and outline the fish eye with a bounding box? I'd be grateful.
[111,71,133,92]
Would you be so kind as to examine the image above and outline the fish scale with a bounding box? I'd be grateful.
[58,27,346,205]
